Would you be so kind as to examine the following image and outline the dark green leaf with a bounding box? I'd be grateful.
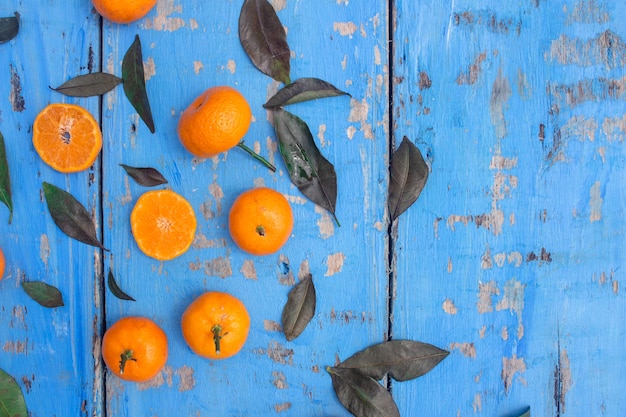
[388,136,429,221]
[281,274,315,341]
[0,13,19,44]
[122,35,155,133]
[264,78,350,108]
[107,270,135,301]
[0,368,27,417]
[120,164,167,187]
[21,281,64,308]
[338,340,449,382]
[51,73,123,97]
[273,108,338,223]
[42,182,106,250]
[239,0,291,84]
[0,132,13,223]
[327,367,400,417]
[517,407,531,417]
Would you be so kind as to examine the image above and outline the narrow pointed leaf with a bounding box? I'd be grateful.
[51,73,123,97]
[338,340,449,382]
[273,108,338,221]
[388,136,429,221]
[107,270,136,301]
[264,78,350,108]
[21,281,64,308]
[327,367,400,417]
[0,368,27,417]
[239,0,291,84]
[122,35,155,133]
[0,132,13,223]
[281,274,316,341]
[42,182,106,250]
[0,13,19,44]
[120,164,167,187]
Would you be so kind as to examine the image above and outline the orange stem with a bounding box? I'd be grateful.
[119,350,136,375]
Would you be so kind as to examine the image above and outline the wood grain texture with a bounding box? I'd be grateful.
[0,0,624,416]
[0,0,103,416]
[392,0,626,416]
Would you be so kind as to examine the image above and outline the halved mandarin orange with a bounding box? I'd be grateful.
[130,189,197,261]
[32,103,102,173]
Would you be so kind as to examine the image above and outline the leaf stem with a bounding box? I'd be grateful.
[119,350,136,375]
[212,324,228,355]
[237,141,276,172]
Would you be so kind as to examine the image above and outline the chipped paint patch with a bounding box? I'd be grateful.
[547,30,626,69]
[453,11,521,35]
[602,115,626,142]
[9,65,25,112]
[191,257,232,278]
[496,279,526,340]
[317,124,327,147]
[502,354,527,393]
[347,98,373,139]
[227,59,236,74]
[270,0,286,11]
[447,210,505,236]
[192,234,227,249]
[473,392,482,413]
[3,339,28,354]
[554,348,572,413]
[143,0,191,31]
[275,403,292,412]
[139,366,173,390]
[193,61,203,74]
[329,308,374,325]
[548,76,626,109]
[175,365,195,392]
[10,306,27,330]
[324,252,345,276]
[442,298,457,315]
[450,342,476,358]
[241,259,257,280]
[40,234,50,268]
[255,341,294,365]
[298,259,311,280]
[272,371,288,389]
[333,21,358,37]
[589,181,603,222]
[565,0,610,24]
[278,254,295,286]
[490,69,512,139]
[477,281,499,314]
[315,205,335,239]
[264,320,281,332]
[143,57,156,80]
[457,52,487,85]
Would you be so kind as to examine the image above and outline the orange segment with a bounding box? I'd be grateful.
[32,103,102,173]
[130,189,197,261]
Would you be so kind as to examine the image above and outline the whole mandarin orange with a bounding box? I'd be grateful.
[181,291,250,360]
[91,0,157,24]
[101,316,168,382]
[177,86,252,158]
[228,187,294,256]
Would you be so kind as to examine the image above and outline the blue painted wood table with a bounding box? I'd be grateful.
[1,1,624,416]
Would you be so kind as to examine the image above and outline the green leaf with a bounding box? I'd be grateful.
[338,340,449,382]
[0,13,19,44]
[264,78,350,108]
[107,270,135,301]
[0,132,13,223]
[281,274,315,341]
[122,35,155,133]
[0,368,27,417]
[42,182,106,250]
[273,108,338,224]
[239,0,291,84]
[327,367,400,417]
[21,281,64,308]
[51,73,123,97]
[388,136,429,221]
[120,164,167,187]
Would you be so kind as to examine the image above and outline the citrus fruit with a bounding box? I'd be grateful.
[177,86,252,158]
[130,189,197,261]
[91,0,158,24]
[0,248,5,280]
[101,316,168,382]
[32,103,102,173]
[181,291,250,360]
[228,187,294,256]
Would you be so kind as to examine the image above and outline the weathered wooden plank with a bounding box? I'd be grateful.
[101,1,389,415]
[0,1,103,416]
[392,0,625,415]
